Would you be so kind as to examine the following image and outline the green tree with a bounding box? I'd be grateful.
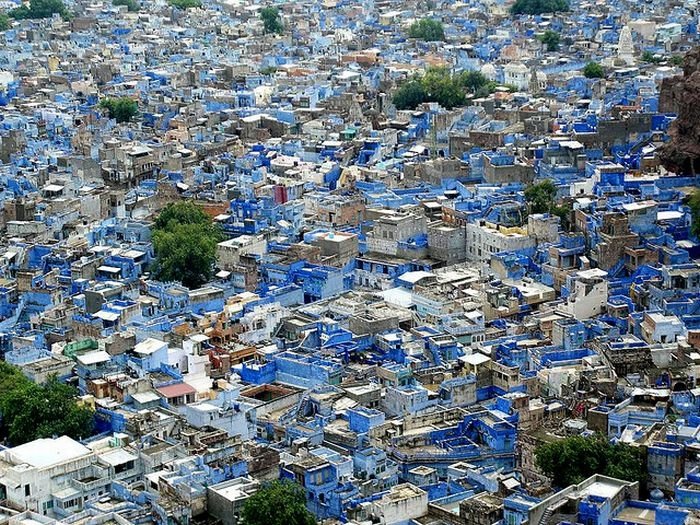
[583,61,605,78]
[241,480,315,525]
[641,51,662,64]
[152,202,223,289]
[535,434,646,488]
[686,189,700,238]
[670,55,684,66]
[393,80,427,110]
[458,70,489,92]
[524,179,557,214]
[393,67,498,110]
[113,0,139,11]
[99,97,139,123]
[260,6,283,34]
[0,363,95,445]
[422,66,465,108]
[168,0,201,8]
[9,0,67,19]
[475,81,498,98]
[0,13,11,29]
[510,0,568,15]
[538,30,560,51]
[154,200,212,229]
[552,203,572,232]
[408,18,445,41]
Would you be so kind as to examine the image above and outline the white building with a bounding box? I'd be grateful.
[640,312,686,344]
[366,212,426,256]
[185,385,257,440]
[557,268,608,319]
[371,483,428,525]
[131,337,168,374]
[503,62,530,90]
[207,477,260,525]
[237,302,289,345]
[480,63,498,81]
[0,435,140,516]
[216,235,267,271]
[466,221,536,262]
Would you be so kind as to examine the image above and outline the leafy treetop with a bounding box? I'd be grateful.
[510,0,569,15]
[0,362,95,446]
[524,179,572,231]
[686,189,700,239]
[583,61,605,78]
[641,51,663,64]
[241,480,316,525]
[260,6,283,34]
[538,30,560,51]
[113,0,140,12]
[535,434,646,488]
[393,67,497,110]
[9,0,68,19]
[670,55,684,66]
[99,97,139,123]
[408,18,445,41]
[168,0,202,9]
[152,202,223,289]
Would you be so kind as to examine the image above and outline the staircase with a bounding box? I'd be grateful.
[608,258,626,279]
[0,296,26,332]
[537,506,554,525]
[536,497,568,525]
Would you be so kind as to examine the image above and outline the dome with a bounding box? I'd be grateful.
[504,61,528,73]
[480,63,497,80]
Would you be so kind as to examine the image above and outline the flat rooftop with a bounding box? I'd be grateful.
[5,436,91,468]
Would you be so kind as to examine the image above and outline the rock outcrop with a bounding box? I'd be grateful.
[659,47,700,175]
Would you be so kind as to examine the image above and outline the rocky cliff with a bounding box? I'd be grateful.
[659,47,700,175]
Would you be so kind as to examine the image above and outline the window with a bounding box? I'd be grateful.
[25,485,31,497]
[62,498,81,509]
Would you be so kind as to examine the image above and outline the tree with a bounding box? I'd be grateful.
[552,203,572,232]
[458,70,489,92]
[9,0,67,19]
[641,51,663,64]
[393,67,497,111]
[0,13,11,29]
[168,0,201,8]
[241,480,315,525]
[260,6,283,34]
[670,55,684,66]
[535,434,646,488]
[393,80,427,110]
[510,0,568,15]
[538,30,560,51]
[686,189,700,238]
[583,61,605,78]
[113,0,139,11]
[99,97,139,123]
[408,18,445,41]
[0,363,94,445]
[152,202,223,289]
[421,66,465,108]
[524,179,557,214]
